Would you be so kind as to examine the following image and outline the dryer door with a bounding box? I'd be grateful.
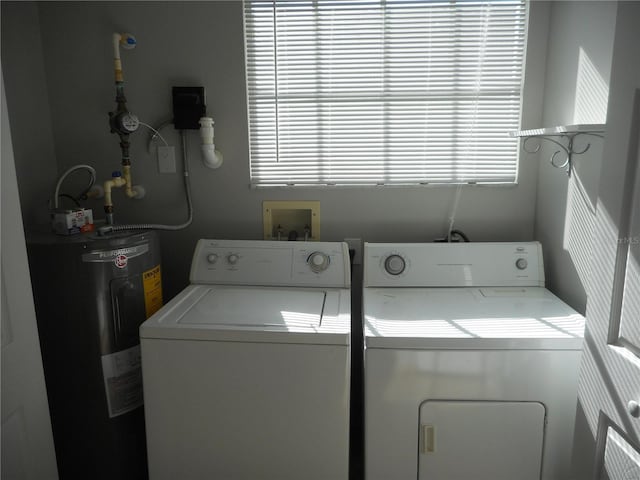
[418,400,545,480]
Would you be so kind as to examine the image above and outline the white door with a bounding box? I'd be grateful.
[1,74,58,479]
[572,3,640,479]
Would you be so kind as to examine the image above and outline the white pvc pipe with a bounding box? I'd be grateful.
[113,33,122,60]
[113,33,136,83]
[199,117,223,169]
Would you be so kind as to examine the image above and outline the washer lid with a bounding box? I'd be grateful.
[180,287,324,328]
[364,287,585,350]
[140,285,350,345]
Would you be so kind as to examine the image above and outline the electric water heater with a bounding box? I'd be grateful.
[27,230,162,480]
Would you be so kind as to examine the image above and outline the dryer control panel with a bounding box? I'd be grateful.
[364,242,544,288]
[190,240,350,288]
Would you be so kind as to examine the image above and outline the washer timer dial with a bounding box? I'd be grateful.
[307,252,330,273]
[384,254,406,276]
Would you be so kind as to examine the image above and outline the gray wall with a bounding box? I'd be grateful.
[1,2,58,228]
[534,1,617,313]
[2,1,549,298]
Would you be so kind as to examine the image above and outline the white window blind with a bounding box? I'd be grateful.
[244,0,527,186]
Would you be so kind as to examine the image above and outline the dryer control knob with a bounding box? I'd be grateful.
[308,252,330,273]
[227,254,240,265]
[384,254,406,276]
[516,258,528,270]
[206,253,218,264]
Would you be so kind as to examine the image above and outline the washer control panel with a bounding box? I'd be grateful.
[365,242,544,287]
[191,240,350,288]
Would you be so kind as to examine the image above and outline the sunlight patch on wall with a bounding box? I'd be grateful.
[574,47,609,124]
[563,172,597,294]
[559,47,609,299]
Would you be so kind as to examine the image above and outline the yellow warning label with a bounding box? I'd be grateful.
[143,265,163,318]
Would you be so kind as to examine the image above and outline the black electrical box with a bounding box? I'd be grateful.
[172,86,206,130]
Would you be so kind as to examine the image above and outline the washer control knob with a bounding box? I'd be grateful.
[227,254,240,265]
[628,400,640,418]
[308,252,330,273]
[384,254,406,276]
[206,253,218,264]
[515,258,528,270]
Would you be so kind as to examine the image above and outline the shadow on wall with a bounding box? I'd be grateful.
[558,47,609,307]
[563,156,599,297]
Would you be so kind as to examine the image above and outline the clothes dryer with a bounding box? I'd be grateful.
[363,242,585,480]
[141,240,351,480]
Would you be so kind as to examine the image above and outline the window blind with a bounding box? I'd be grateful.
[244,0,527,186]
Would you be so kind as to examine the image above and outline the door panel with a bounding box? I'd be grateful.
[601,427,640,480]
[1,72,58,479]
[616,200,640,352]
[573,4,640,479]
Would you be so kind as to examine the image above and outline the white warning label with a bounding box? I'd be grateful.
[101,345,143,418]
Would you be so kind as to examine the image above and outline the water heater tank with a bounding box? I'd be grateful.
[27,230,162,480]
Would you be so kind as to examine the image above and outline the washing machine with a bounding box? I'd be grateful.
[140,239,351,480]
[363,242,585,480]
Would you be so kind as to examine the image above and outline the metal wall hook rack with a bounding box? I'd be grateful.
[509,124,605,176]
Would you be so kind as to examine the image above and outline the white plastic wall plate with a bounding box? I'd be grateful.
[157,145,176,174]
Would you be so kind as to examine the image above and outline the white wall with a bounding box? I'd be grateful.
[533,1,617,313]
[1,1,548,298]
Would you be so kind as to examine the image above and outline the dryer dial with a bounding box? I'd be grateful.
[206,253,218,264]
[227,254,240,265]
[515,258,528,270]
[308,252,330,273]
[384,254,406,276]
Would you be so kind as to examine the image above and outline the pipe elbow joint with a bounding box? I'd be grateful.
[104,177,126,191]
[201,144,223,169]
[103,176,126,206]
[126,185,146,199]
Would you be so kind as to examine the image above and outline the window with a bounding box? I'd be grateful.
[244,0,527,186]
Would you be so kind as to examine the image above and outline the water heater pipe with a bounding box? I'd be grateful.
[106,33,143,224]
[99,130,193,235]
[112,33,136,92]
[122,165,144,199]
